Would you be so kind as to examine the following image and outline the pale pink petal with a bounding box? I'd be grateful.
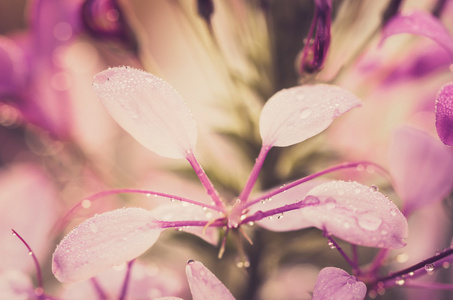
[435,83,453,146]
[312,267,366,300]
[264,181,408,248]
[389,126,453,214]
[380,11,453,59]
[52,207,162,282]
[93,67,197,159]
[149,203,219,245]
[254,180,323,231]
[62,262,185,299]
[185,260,235,300]
[0,270,34,300]
[0,164,59,272]
[259,84,361,147]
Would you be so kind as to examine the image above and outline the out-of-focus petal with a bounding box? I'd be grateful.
[0,164,59,272]
[260,181,407,248]
[0,270,34,300]
[259,84,361,147]
[185,260,235,300]
[0,37,28,96]
[312,267,366,300]
[62,261,185,300]
[93,67,197,159]
[380,11,453,59]
[52,207,162,283]
[389,126,453,214]
[149,202,219,245]
[435,83,453,146]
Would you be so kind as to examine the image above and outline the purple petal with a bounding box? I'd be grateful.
[435,83,453,146]
[52,207,162,282]
[389,126,453,214]
[0,36,28,96]
[312,267,366,300]
[185,260,235,300]
[149,203,219,245]
[259,84,361,147]
[380,11,453,59]
[93,67,197,159]
[285,181,407,248]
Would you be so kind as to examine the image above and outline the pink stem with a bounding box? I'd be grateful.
[239,196,320,224]
[55,188,223,233]
[185,150,225,210]
[119,260,135,300]
[155,219,225,229]
[403,281,453,290]
[11,229,43,294]
[246,161,388,208]
[90,278,108,300]
[239,145,271,204]
[326,235,359,273]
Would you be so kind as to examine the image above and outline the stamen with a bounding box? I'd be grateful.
[11,229,44,296]
[247,161,389,208]
[119,260,135,300]
[218,228,230,259]
[239,227,253,245]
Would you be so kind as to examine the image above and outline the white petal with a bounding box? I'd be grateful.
[259,84,361,147]
[93,67,197,159]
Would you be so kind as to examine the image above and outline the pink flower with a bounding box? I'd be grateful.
[52,66,408,284]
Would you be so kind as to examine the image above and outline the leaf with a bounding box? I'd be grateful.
[52,207,162,282]
[435,83,453,146]
[312,267,366,300]
[380,11,453,59]
[389,126,453,214]
[259,84,361,147]
[185,260,235,300]
[92,67,197,159]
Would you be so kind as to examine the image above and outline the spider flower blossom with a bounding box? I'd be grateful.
[52,67,408,283]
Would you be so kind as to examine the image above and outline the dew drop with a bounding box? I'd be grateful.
[146,193,151,197]
[89,223,98,233]
[248,221,255,226]
[357,213,382,231]
[370,185,379,192]
[395,277,405,286]
[187,259,195,265]
[337,189,345,196]
[408,272,414,276]
[28,251,33,256]
[327,241,337,249]
[381,230,388,235]
[390,209,398,217]
[425,263,435,273]
[347,276,356,285]
[299,107,313,119]
[277,213,284,219]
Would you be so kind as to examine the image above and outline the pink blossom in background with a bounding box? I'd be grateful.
[1,0,453,299]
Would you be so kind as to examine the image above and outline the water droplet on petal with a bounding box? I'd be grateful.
[89,223,98,233]
[390,209,397,217]
[187,259,195,265]
[81,199,92,209]
[277,213,284,219]
[347,276,356,285]
[370,185,379,192]
[299,107,313,119]
[357,213,382,231]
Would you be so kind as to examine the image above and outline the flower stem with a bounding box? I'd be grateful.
[326,235,359,273]
[119,260,135,300]
[186,150,225,210]
[239,145,271,204]
[247,161,388,208]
